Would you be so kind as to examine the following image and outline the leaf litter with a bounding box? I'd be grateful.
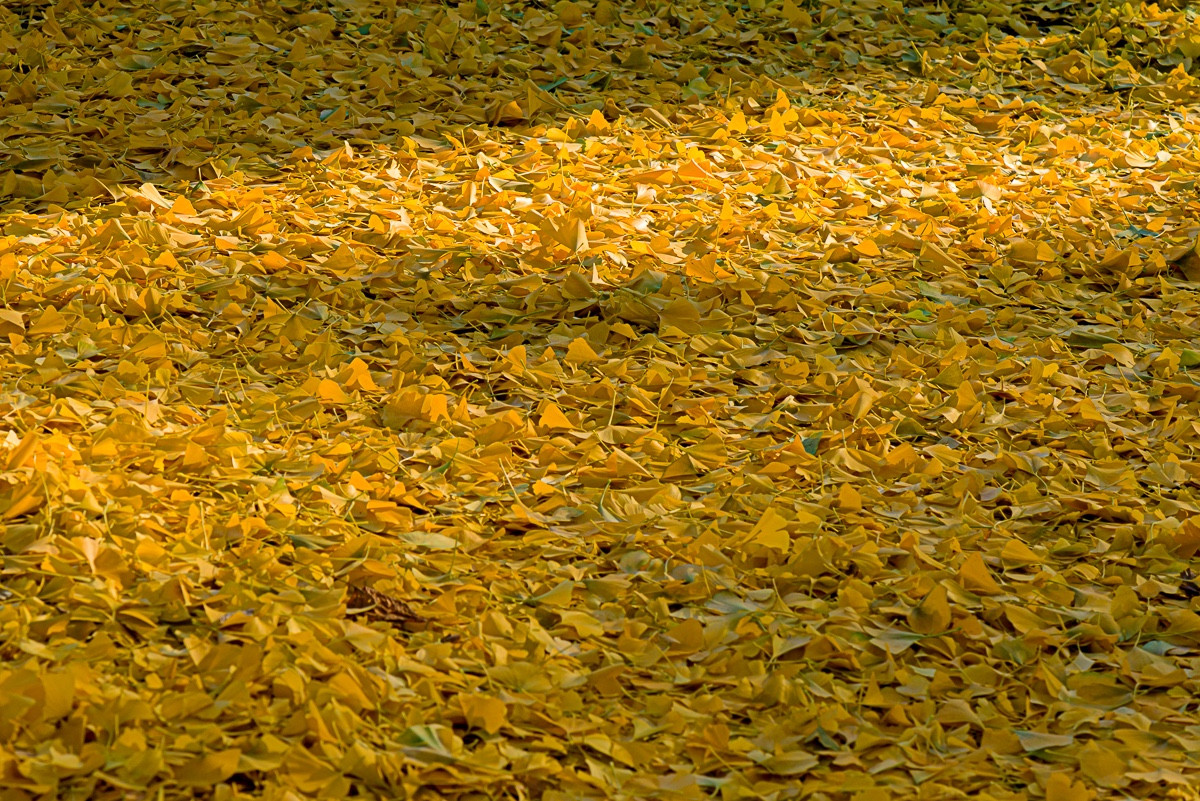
[3,0,1200,798]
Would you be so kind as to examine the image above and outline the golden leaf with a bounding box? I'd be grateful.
[908,584,951,635]
[460,694,508,734]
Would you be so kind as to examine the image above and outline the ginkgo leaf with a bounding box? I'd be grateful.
[908,584,952,635]
[174,750,242,785]
[959,552,1002,595]
[749,508,791,551]
[538,403,574,432]
[565,338,601,364]
[1044,773,1094,801]
[460,694,508,734]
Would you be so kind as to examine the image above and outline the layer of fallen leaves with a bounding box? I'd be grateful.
[4,0,1200,799]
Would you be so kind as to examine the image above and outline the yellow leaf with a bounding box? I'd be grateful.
[908,584,951,635]
[853,239,882,258]
[506,345,527,368]
[169,194,196,215]
[749,507,790,551]
[920,241,961,271]
[1044,772,1093,801]
[536,580,575,606]
[5,430,40,471]
[460,694,507,734]
[136,182,170,208]
[341,358,379,391]
[1000,538,1041,565]
[316,379,348,405]
[107,71,134,97]
[174,749,241,786]
[565,337,600,364]
[28,307,67,336]
[586,108,609,134]
[562,218,589,253]
[622,46,653,70]
[781,0,812,27]
[792,509,824,535]
[930,362,963,389]
[539,216,589,253]
[958,552,1002,595]
[667,617,705,653]
[835,483,862,512]
[130,333,167,360]
[538,403,574,432]
[1010,239,1055,263]
[324,244,357,271]
[1076,742,1127,787]
[424,393,450,423]
[769,109,787,137]
[40,671,75,721]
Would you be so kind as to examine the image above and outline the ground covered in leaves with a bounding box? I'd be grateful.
[4,0,1200,798]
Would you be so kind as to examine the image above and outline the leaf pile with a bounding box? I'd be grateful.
[4,0,1200,799]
